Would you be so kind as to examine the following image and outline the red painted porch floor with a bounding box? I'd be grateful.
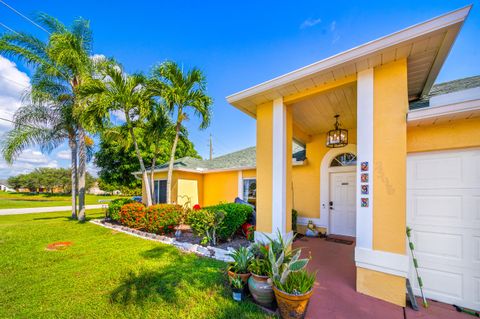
[293,236,472,319]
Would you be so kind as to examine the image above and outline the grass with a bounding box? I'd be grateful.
[0,192,125,209]
[0,209,270,319]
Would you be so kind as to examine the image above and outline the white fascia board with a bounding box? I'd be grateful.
[133,166,258,176]
[226,6,471,105]
[408,89,480,122]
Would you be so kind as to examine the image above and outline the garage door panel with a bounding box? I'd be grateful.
[408,149,480,311]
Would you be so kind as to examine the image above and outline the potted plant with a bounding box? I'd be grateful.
[248,253,275,307]
[231,276,245,301]
[227,246,252,284]
[268,231,316,319]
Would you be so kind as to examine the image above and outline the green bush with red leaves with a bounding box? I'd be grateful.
[144,204,183,234]
[119,202,147,229]
[118,203,184,234]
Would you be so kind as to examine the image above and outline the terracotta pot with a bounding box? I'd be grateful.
[248,274,274,307]
[228,270,251,285]
[273,285,314,319]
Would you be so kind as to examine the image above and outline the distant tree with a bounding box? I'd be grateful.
[148,61,213,204]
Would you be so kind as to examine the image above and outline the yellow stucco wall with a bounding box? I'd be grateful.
[372,59,408,255]
[357,267,406,306]
[292,132,357,220]
[256,102,274,233]
[142,171,203,207]
[407,117,480,153]
[203,170,238,206]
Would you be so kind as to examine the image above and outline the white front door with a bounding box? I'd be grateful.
[407,148,480,311]
[330,172,356,237]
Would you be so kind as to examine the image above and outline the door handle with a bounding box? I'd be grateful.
[329,201,334,210]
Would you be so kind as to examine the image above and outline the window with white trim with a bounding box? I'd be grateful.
[242,178,256,207]
[330,153,357,167]
[154,180,167,204]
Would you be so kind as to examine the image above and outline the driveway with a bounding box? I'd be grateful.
[0,204,105,215]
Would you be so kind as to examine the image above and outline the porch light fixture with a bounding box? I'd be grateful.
[326,115,348,148]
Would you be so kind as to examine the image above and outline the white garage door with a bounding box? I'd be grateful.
[407,148,480,311]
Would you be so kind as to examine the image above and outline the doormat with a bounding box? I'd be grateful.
[325,237,353,245]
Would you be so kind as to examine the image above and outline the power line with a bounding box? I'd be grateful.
[0,0,50,34]
[0,74,30,89]
[0,21,18,34]
[0,116,40,129]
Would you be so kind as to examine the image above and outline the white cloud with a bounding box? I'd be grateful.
[300,18,322,29]
[56,150,71,160]
[330,21,337,32]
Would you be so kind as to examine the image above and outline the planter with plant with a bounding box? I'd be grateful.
[247,244,275,307]
[268,231,316,319]
[231,276,245,302]
[227,246,252,284]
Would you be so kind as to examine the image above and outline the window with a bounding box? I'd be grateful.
[243,178,256,207]
[154,180,167,204]
[330,153,357,167]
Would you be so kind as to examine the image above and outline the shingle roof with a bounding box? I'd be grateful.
[152,144,306,172]
[409,75,480,110]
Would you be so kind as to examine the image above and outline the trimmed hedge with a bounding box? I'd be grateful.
[145,204,183,234]
[119,202,146,229]
[108,198,135,221]
[203,203,253,241]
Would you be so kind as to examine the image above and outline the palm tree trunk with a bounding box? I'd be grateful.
[69,136,77,219]
[166,123,180,204]
[150,144,159,204]
[77,127,87,221]
[128,125,152,206]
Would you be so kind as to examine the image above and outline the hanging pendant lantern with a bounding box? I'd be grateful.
[326,115,348,148]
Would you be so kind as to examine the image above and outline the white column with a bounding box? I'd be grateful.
[272,97,288,237]
[237,170,243,200]
[356,69,374,250]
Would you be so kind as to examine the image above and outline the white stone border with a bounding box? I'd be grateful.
[90,219,234,263]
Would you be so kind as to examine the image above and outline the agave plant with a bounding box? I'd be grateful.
[265,229,310,287]
[227,246,253,274]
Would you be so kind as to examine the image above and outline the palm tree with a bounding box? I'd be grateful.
[0,13,94,220]
[149,61,213,204]
[143,102,174,203]
[79,61,155,206]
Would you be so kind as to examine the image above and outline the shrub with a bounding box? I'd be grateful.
[187,209,225,245]
[204,203,253,241]
[119,203,146,229]
[145,204,183,234]
[107,198,135,221]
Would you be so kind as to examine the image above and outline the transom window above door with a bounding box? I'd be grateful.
[330,153,357,167]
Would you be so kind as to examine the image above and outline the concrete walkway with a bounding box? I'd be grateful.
[294,236,472,319]
[0,204,105,215]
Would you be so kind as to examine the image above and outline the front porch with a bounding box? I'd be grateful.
[295,237,470,319]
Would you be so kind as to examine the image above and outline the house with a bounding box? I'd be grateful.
[140,6,479,312]
[0,183,15,192]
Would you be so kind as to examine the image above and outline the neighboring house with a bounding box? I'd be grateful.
[87,182,106,195]
[0,183,15,192]
[139,7,479,312]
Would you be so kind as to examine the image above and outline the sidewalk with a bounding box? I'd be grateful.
[0,204,105,215]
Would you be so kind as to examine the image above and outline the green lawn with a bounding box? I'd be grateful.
[0,192,125,209]
[0,209,269,319]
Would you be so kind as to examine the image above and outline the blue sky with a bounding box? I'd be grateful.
[0,0,479,178]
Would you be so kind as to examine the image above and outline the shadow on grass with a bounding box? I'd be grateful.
[109,247,267,318]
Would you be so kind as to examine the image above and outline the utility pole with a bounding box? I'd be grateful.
[209,134,213,160]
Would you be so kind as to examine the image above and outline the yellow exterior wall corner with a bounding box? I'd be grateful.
[356,267,406,307]
[372,59,408,255]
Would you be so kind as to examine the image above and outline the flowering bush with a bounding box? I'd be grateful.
[107,198,135,221]
[119,203,146,229]
[145,204,183,234]
[204,203,253,241]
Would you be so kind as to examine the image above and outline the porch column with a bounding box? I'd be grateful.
[255,97,293,242]
[355,59,409,307]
